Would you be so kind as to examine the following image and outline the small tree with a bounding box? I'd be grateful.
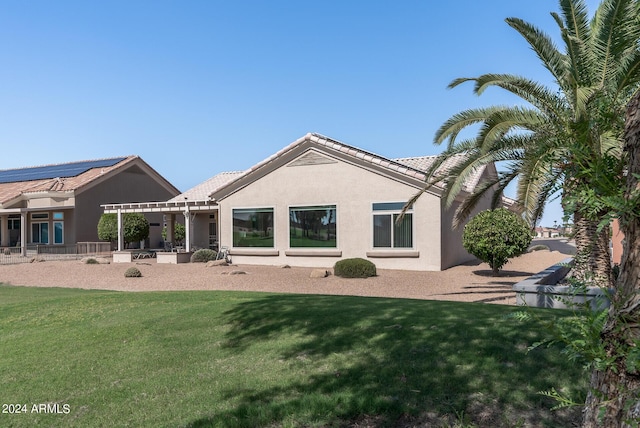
[123,213,149,245]
[462,208,532,276]
[97,213,118,243]
[97,213,150,248]
[174,223,186,246]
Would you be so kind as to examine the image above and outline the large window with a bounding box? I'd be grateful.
[373,202,413,248]
[232,208,274,247]
[32,222,49,244]
[289,205,337,248]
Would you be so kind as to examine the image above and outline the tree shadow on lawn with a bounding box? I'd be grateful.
[187,295,585,427]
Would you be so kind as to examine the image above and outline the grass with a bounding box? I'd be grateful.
[0,285,586,427]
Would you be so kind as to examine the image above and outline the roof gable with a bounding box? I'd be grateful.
[209,133,445,201]
[0,156,179,208]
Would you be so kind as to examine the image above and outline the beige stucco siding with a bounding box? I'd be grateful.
[439,168,496,269]
[219,152,443,270]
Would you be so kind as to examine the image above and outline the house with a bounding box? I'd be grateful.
[0,156,180,256]
[104,133,501,271]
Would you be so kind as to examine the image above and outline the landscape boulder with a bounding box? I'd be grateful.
[310,269,330,278]
[206,260,228,267]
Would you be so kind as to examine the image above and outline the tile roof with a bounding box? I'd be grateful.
[169,171,245,202]
[393,153,484,194]
[0,156,138,207]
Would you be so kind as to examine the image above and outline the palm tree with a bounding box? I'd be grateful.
[587,87,640,428]
[413,0,640,288]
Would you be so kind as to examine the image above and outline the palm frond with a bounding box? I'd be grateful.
[590,0,637,87]
[506,17,567,85]
[472,74,568,120]
[434,105,514,146]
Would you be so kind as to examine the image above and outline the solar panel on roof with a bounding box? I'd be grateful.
[0,157,128,184]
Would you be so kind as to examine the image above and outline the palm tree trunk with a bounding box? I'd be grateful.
[572,209,613,289]
[581,91,640,427]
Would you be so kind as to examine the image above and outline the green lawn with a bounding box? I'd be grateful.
[0,285,586,427]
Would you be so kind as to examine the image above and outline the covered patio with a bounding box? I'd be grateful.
[102,199,219,262]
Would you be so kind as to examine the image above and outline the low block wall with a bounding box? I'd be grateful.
[513,257,611,310]
[157,252,192,264]
[113,251,133,263]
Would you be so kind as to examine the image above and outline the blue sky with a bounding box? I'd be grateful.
[1,0,603,227]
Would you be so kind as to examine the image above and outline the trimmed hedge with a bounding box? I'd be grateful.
[124,267,142,278]
[191,249,217,263]
[334,258,377,278]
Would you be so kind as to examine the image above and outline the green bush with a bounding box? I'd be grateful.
[463,208,532,276]
[190,248,217,263]
[334,258,377,278]
[98,213,150,248]
[124,267,142,278]
[85,258,99,264]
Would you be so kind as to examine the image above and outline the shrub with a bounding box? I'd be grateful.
[124,267,142,278]
[190,248,217,263]
[98,213,150,248]
[85,258,99,264]
[175,223,186,245]
[334,258,377,278]
[463,208,532,276]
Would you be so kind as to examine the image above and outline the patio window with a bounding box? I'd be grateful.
[232,208,274,247]
[289,205,337,248]
[373,202,413,248]
[32,222,49,244]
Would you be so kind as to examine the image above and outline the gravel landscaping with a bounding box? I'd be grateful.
[0,249,571,305]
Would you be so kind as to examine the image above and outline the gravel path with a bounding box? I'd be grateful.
[0,249,571,305]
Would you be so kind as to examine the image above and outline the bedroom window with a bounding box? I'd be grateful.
[289,205,337,248]
[232,208,274,247]
[373,202,413,248]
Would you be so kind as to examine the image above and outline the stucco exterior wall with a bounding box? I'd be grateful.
[218,151,443,270]
[75,165,177,244]
[440,193,493,270]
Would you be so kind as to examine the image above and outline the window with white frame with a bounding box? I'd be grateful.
[53,212,64,244]
[232,208,274,247]
[30,213,49,244]
[372,202,413,248]
[32,222,49,244]
[289,205,337,248]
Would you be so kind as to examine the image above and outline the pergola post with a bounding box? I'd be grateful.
[117,208,123,251]
[20,211,27,256]
[184,206,191,252]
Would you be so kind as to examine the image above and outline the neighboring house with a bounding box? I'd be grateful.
[104,133,502,271]
[0,156,179,255]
